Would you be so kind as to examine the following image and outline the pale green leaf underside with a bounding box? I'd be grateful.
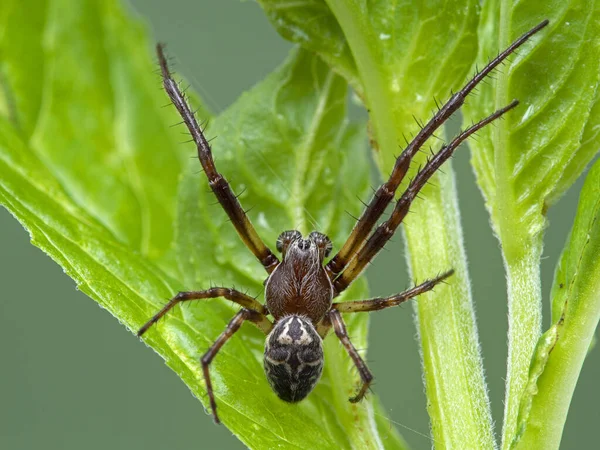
[0,0,406,448]
[260,0,481,168]
[258,0,360,95]
[464,0,600,245]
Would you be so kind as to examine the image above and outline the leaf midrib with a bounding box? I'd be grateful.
[494,0,518,250]
[290,68,335,235]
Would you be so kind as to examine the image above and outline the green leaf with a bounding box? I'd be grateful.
[511,157,600,449]
[462,1,600,447]
[258,0,360,95]
[0,0,208,275]
[0,0,409,447]
[258,1,500,448]
[259,0,482,168]
[0,0,46,136]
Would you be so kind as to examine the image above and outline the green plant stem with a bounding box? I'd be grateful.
[324,1,495,446]
[492,9,544,445]
[322,0,397,159]
[513,159,600,449]
[404,162,496,449]
[501,242,543,449]
[492,5,544,445]
[514,303,599,449]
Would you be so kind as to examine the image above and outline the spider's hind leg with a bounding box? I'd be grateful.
[137,287,269,336]
[320,271,453,402]
[326,309,374,403]
[201,308,272,424]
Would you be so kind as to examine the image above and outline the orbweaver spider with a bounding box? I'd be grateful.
[138,20,548,423]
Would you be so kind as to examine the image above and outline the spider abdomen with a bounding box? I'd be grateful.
[264,315,324,402]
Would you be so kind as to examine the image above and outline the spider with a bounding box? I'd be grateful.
[138,20,548,424]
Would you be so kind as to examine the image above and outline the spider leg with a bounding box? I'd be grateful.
[327,309,373,403]
[333,270,453,313]
[201,309,268,423]
[334,100,519,295]
[137,287,271,336]
[325,20,549,280]
[156,45,279,274]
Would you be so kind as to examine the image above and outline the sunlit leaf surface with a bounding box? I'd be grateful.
[0,0,409,448]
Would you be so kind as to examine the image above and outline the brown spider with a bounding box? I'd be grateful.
[138,20,548,424]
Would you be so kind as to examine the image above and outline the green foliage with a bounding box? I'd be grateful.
[0,0,193,267]
[0,0,409,448]
[465,1,600,228]
[462,0,600,447]
[260,0,600,448]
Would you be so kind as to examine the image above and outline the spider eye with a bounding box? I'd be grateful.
[309,231,333,258]
[276,230,302,253]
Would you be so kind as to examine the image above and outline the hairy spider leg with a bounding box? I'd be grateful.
[324,309,374,402]
[137,287,272,337]
[156,44,280,274]
[333,101,519,294]
[200,309,270,423]
[316,272,451,400]
[332,270,454,313]
[325,20,549,281]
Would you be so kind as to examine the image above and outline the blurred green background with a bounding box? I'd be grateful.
[0,1,598,449]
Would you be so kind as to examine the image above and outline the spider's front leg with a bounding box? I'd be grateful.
[156,44,279,274]
[325,20,549,282]
[333,100,519,294]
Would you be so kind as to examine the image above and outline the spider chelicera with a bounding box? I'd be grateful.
[138,20,548,424]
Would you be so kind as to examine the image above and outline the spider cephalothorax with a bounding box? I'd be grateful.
[264,315,324,402]
[138,21,549,424]
[266,231,333,323]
